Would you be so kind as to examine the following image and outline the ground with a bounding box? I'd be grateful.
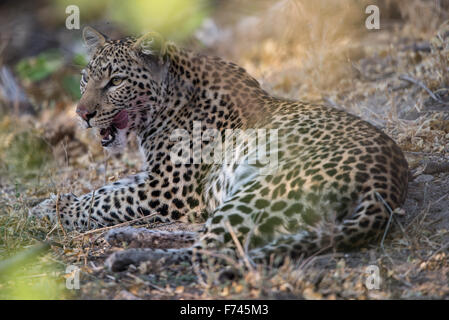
[0,0,448,299]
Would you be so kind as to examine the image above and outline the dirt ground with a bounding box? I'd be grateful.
[1,0,449,300]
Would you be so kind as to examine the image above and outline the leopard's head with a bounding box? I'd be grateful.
[77,27,169,152]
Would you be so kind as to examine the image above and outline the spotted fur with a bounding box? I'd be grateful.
[30,27,408,266]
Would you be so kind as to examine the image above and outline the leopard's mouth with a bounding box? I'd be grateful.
[100,126,117,146]
[99,110,128,147]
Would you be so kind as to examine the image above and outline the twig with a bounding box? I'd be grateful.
[225,221,255,271]
[55,192,68,239]
[87,190,96,230]
[426,241,449,262]
[399,74,448,104]
[61,136,69,169]
[376,191,395,251]
[243,210,264,257]
[103,150,109,185]
[405,202,430,232]
[45,223,59,239]
[126,272,165,292]
[392,214,407,239]
[73,213,157,239]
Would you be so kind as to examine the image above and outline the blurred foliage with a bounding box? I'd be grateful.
[0,240,69,300]
[52,0,210,40]
[0,201,70,300]
[15,50,64,83]
[15,50,85,100]
[0,116,53,179]
[62,74,82,100]
[72,53,88,69]
[0,274,66,300]
[108,0,209,39]
[0,245,65,300]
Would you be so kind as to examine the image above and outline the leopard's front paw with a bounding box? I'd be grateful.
[29,194,58,223]
[28,193,77,226]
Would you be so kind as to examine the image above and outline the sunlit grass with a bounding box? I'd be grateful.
[53,0,210,40]
[0,250,69,300]
[109,0,210,39]
[0,197,72,300]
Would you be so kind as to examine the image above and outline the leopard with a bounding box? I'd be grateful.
[30,27,408,271]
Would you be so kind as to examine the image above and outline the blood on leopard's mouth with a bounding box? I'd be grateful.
[99,110,128,147]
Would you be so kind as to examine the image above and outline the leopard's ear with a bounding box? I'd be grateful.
[83,26,107,54]
[133,31,166,61]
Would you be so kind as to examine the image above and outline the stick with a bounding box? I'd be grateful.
[225,221,255,271]
[87,190,96,230]
[426,241,449,262]
[399,74,448,104]
[55,192,68,239]
[376,191,395,251]
[73,213,157,239]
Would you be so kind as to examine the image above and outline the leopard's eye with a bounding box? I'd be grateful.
[111,77,123,86]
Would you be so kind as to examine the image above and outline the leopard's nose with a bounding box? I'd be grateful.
[76,105,96,121]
